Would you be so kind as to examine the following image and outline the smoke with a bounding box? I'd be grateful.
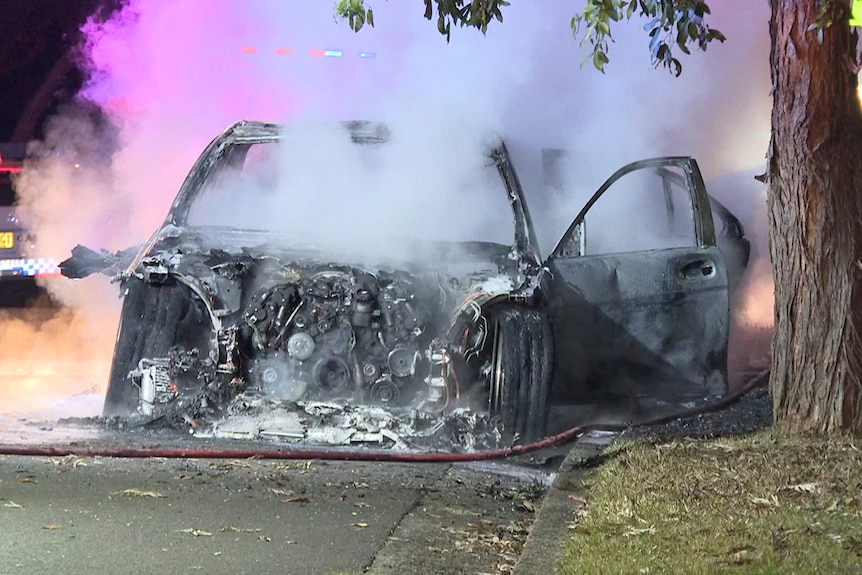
[6,0,775,416]
[0,278,115,418]
[192,119,513,261]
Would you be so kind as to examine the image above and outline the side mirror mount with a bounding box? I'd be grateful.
[572,220,586,256]
[557,220,586,258]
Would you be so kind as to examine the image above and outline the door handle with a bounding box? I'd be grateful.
[679,259,715,280]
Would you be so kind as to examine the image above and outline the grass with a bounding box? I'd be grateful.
[559,430,862,574]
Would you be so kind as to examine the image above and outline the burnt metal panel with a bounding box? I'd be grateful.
[543,157,730,421]
[546,246,729,415]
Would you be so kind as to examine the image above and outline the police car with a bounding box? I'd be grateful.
[0,143,60,278]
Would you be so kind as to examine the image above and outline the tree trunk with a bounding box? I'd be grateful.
[768,0,862,433]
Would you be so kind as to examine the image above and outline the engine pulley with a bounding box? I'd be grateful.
[287,332,315,360]
[370,378,400,404]
[247,357,308,401]
[388,346,419,378]
[312,357,351,392]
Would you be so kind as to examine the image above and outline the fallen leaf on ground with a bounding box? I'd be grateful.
[750,495,779,508]
[3,501,23,509]
[353,522,369,528]
[117,489,167,498]
[623,526,657,537]
[45,455,87,468]
[19,478,35,484]
[729,547,762,565]
[281,496,311,503]
[219,527,262,533]
[178,528,212,537]
[785,482,819,493]
[41,525,59,530]
[211,460,252,470]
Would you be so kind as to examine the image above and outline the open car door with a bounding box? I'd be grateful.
[543,157,729,421]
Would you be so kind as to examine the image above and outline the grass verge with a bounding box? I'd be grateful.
[559,430,862,574]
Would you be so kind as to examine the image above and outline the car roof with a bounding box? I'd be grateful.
[220,120,392,145]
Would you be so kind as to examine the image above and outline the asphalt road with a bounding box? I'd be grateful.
[0,452,546,575]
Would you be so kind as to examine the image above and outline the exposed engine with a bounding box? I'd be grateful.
[240,267,449,408]
[122,251,517,447]
[132,260,511,424]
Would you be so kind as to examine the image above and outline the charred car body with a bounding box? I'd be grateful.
[62,121,749,450]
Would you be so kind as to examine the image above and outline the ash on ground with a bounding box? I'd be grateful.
[620,384,772,443]
[121,393,510,453]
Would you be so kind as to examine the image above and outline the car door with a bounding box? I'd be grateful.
[542,157,729,414]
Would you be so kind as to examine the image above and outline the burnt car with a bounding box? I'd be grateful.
[62,121,748,449]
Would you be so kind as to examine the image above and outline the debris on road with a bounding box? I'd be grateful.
[116,488,167,498]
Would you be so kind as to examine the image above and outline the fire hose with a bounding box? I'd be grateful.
[0,371,768,462]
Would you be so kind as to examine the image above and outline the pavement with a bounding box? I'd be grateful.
[513,431,615,575]
[0,413,609,575]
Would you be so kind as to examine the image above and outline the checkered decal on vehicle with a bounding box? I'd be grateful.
[0,257,61,277]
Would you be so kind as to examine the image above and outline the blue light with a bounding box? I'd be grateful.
[324,50,343,58]
[359,52,377,59]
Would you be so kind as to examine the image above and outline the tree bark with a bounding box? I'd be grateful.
[768,0,862,433]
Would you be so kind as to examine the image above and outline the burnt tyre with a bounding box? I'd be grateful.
[103,279,208,417]
[488,307,553,442]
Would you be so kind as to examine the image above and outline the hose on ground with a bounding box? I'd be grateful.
[0,371,769,463]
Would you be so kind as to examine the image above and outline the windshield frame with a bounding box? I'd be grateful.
[126,120,541,276]
[163,121,538,261]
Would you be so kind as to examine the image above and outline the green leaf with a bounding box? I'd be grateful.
[349,11,365,32]
[593,49,609,72]
[366,7,374,27]
[707,29,726,42]
[688,21,698,38]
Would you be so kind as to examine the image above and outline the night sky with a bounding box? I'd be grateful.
[0,0,120,142]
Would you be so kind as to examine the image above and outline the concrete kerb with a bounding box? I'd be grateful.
[513,431,618,575]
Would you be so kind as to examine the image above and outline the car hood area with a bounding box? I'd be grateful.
[60,225,535,451]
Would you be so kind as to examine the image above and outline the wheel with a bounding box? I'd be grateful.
[103,279,207,417]
[488,307,553,442]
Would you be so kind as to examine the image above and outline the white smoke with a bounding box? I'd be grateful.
[5,0,774,415]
